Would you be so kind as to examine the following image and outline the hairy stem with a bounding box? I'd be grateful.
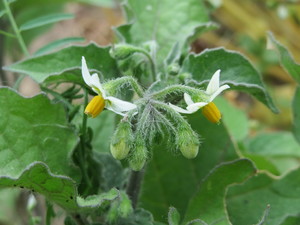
[151,84,207,100]
[139,50,156,82]
[105,76,144,97]
[126,169,145,209]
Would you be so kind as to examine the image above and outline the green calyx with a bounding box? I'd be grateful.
[177,126,200,159]
[110,120,133,160]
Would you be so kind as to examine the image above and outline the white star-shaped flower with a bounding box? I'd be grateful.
[82,56,137,117]
[169,70,230,123]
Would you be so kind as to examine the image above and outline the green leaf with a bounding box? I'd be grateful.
[168,207,180,225]
[4,43,119,83]
[117,0,213,66]
[293,87,300,144]
[246,131,300,174]
[19,13,74,31]
[139,114,238,223]
[215,97,249,141]
[0,87,78,180]
[182,159,256,224]
[227,168,300,225]
[34,37,85,55]
[267,32,300,83]
[181,48,278,113]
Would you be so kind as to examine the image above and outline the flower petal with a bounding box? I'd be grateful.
[106,96,137,113]
[206,69,221,95]
[209,84,230,102]
[91,73,106,97]
[169,103,194,114]
[184,93,194,105]
[81,56,92,86]
[186,102,207,112]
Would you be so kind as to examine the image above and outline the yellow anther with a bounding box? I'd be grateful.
[84,95,105,118]
[201,102,221,124]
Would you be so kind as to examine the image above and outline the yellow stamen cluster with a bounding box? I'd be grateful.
[84,96,105,118]
[201,102,221,124]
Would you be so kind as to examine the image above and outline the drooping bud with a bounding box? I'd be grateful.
[110,120,133,160]
[110,44,141,60]
[129,137,147,171]
[177,126,200,159]
[201,102,221,124]
[167,63,180,76]
[84,95,105,118]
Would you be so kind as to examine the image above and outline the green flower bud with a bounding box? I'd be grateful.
[178,72,192,82]
[110,121,133,160]
[177,127,200,159]
[167,63,180,76]
[110,44,141,60]
[129,137,147,171]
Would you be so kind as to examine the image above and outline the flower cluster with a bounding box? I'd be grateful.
[81,56,230,169]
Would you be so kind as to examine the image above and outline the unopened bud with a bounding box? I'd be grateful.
[110,121,133,160]
[167,63,180,76]
[110,44,141,60]
[178,72,192,82]
[129,138,147,171]
[177,127,200,159]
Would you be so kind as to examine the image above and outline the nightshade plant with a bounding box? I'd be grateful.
[1,0,300,224]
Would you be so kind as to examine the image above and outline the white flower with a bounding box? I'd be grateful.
[82,56,137,117]
[169,69,230,114]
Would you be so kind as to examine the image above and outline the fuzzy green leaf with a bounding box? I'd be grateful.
[293,87,300,144]
[267,32,300,83]
[0,87,78,179]
[182,159,256,224]
[246,132,300,174]
[168,207,180,225]
[4,43,119,83]
[0,88,119,211]
[227,168,300,225]
[117,0,213,66]
[139,114,238,223]
[19,13,74,31]
[34,37,85,55]
[181,48,278,113]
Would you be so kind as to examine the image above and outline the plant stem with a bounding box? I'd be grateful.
[78,90,92,190]
[138,50,156,82]
[151,84,207,100]
[71,214,89,225]
[2,0,29,56]
[126,169,145,209]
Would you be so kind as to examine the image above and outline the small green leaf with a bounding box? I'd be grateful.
[19,13,74,31]
[181,48,278,113]
[267,32,300,83]
[182,159,256,224]
[119,208,154,225]
[4,43,119,83]
[116,0,212,66]
[168,207,180,225]
[227,168,300,225]
[293,87,300,144]
[35,37,85,55]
